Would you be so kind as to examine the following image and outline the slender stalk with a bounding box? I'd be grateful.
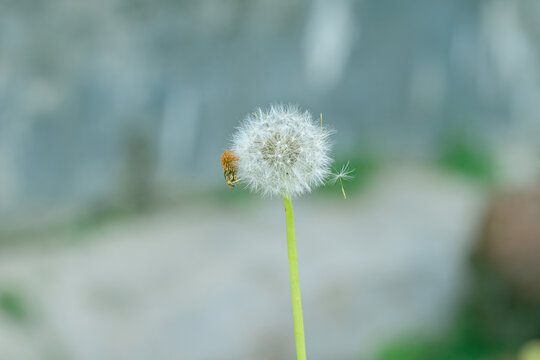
[283,196,307,360]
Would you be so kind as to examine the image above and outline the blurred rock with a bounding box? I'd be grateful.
[477,184,540,300]
[471,184,540,343]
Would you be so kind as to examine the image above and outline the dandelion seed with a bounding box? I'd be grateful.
[330,161,354,199]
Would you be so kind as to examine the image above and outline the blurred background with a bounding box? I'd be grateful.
[1,0,540,359]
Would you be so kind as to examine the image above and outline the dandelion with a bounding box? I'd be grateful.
[232,105,333,198]
[330,160,354,199]
[224,104,334,360]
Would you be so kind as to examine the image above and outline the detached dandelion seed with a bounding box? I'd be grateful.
[330,161,354,199]
[223,104,335,360]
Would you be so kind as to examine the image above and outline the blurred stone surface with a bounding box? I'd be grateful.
[3,0,540,224]
[0,167,484,360]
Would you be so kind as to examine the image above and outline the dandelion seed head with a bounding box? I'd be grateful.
[232,105,333,198]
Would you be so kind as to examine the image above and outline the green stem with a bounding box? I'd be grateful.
[283,196,307,360]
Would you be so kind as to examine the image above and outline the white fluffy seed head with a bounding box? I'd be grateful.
[231,105,333,198]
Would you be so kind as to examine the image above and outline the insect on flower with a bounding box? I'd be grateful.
[221,149,240,187]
